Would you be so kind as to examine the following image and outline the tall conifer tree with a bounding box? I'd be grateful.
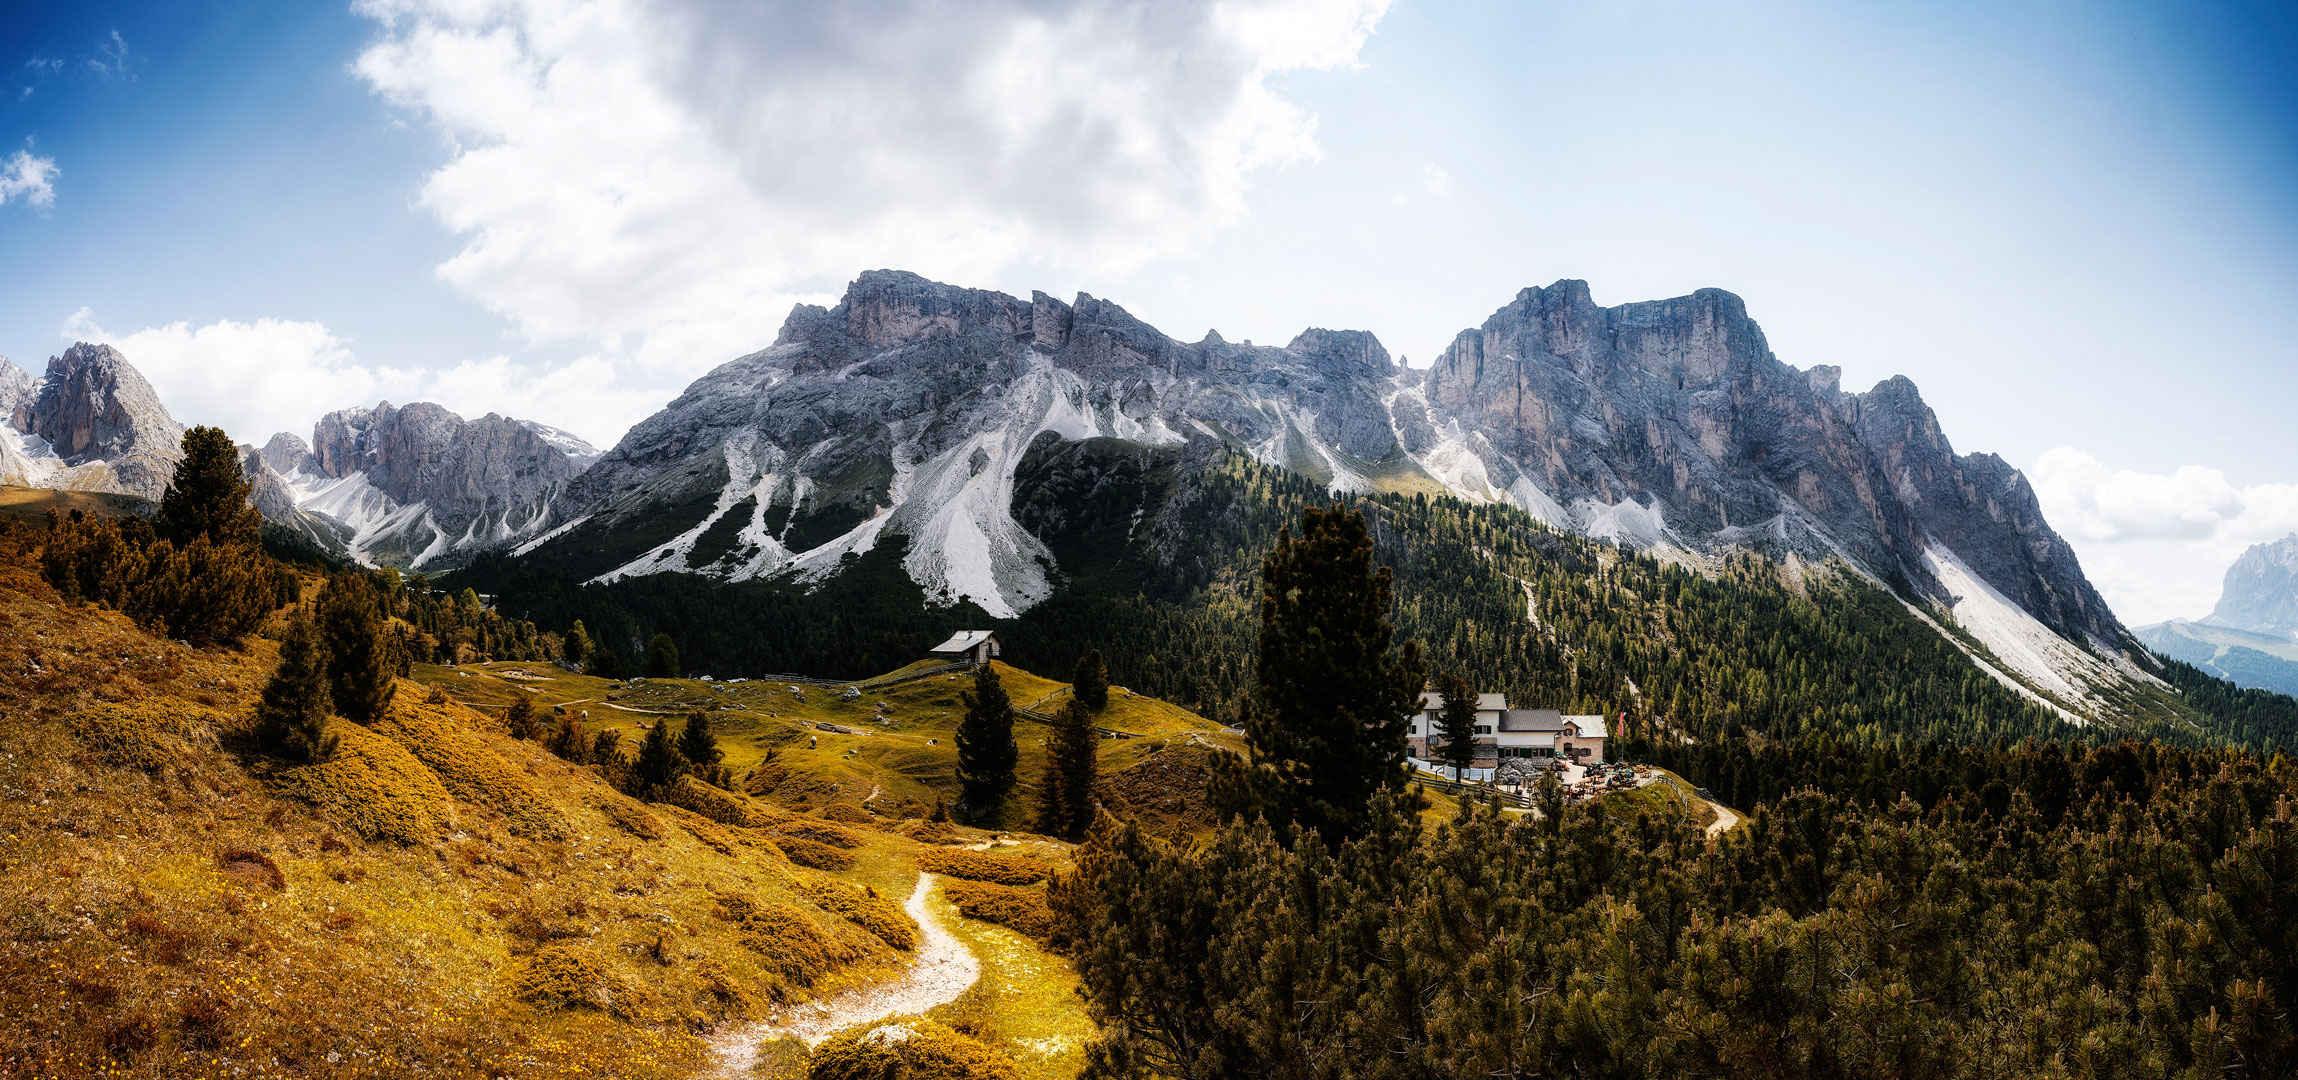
[253,614,337,764]
[956,663,1018,819]
[319,573,397,725]
[631,720,684,796]
[1073,649,1111,713]
[677,710,723,781]
[1435,673,1481,781]
[645,633,681,678]
[1241,503,1425,841]
[154,425,262,549]
[1035,698,1101,840]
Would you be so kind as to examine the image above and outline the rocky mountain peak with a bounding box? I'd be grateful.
[3,342,185,500]
[0,359,36,428]
[2208,534,2298,639]
[259,432,320,477]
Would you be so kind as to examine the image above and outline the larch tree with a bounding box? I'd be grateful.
[956,662,1018,820]
[1239,503,1425,842]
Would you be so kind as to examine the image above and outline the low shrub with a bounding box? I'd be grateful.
[808,1016,1020,1080]
[815,803,877,826]
[903,820,961,845]
[597,795,663,840]
[69,699,209,771]
[669,774,765,827]
[720,896,882,988]
[512,944,623,1014]
[771,819,864,849]
[938,879,1059,943]
[276,724,455,843]
[795,874,916,950]
[917,849,1048,886]
[379,700,570,839]
[778,835,856,871]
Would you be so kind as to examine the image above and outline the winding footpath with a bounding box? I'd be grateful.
[708,874,982,1074]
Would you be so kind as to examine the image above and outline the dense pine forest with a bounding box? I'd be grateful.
[1062,736,2298,1078]
[465,440,2298,753]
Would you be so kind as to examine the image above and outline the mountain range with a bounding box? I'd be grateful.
[2134,534,2298,695]
[0,271,2187,720]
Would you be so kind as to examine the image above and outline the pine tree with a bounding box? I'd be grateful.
[154,425,262,549]
[1241,503,1425,841]
[564,621,591,668]
[956,662,1018,820]
[586,647,622,679]
[1035,698,1101,841]
[547,712,590,762]
[505,694,540,740]
[677,710,723,780]
[319,573,398,725]
[646,633,681,678]
[1073,648,1111,713]
[252,614,337,764]
[1435,672,1480,782]
[631,720,684,796]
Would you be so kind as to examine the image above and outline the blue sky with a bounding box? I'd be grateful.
[2,0,2294,624]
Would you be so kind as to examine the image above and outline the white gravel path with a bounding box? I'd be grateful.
[708,873,982,1074]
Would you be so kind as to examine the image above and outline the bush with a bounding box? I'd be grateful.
[917,849,1049,886]
[778,835,857,871]
[512,944,645,1019]
[771,819,864,849]
[795,874,916,950]
[276,724,455,843]
[379,701,570,839]
[816,803,878,826]
[719,896,882,988]
[668,774,763,827]
[938,879,1059,943]
[70,699,209,772]
[808,1016,1020,1080]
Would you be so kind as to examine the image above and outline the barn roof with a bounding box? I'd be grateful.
[930,630,999,654]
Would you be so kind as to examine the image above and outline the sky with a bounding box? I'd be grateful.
[1,0,2294,627]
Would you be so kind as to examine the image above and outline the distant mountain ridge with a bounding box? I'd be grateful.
[2205,534,2298,639]
[0,274,2169,720]
[245,400,598,570]
[513,270,2150,716]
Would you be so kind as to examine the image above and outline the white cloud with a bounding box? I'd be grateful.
[2031,446,2298,624]
[1,149,58,209]
[58,310,650,452]
[352,0,1389,381]
[84,30,133,81]
[1421,162,1453,198]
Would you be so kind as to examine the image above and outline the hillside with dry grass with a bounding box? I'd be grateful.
[0,542,1175,1078]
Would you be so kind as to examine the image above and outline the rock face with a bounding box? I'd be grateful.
[0,344,184,500]
[530,268,2134,717]
[1420,282,2119,648]
[265,401,591,569]
[2207,535,2298,639]
[555,270,1424,615]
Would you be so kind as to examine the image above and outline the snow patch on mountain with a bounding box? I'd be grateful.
[1923,542,2126,710]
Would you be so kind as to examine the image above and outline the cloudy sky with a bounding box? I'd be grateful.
[2,0,2294,626]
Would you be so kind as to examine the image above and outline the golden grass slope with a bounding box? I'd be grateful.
[0,566,950,1078]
